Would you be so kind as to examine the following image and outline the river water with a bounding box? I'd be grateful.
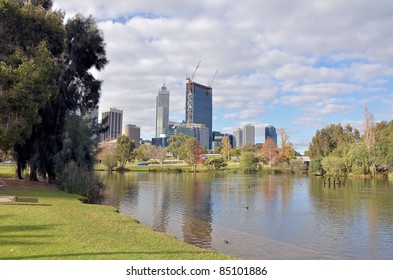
[97,171,393,259]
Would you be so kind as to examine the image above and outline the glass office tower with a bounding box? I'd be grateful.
[185,82,213,148]
[265,125,277,145]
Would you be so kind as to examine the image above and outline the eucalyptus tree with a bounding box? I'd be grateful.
[115,135,135,169]
[0,0,63,153]
[1,1,108,181]
[307,123,360,158]
[27,13,107,182]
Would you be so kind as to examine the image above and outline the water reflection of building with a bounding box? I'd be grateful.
[152,173,171,233]
[182,174,213,248]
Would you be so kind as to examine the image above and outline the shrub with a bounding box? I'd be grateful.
[240,152,261,173]
[204,157,227,171]
[102,152,117,172]
[56,161,105,203]
[309,157,324,175]
[321,156,347,176]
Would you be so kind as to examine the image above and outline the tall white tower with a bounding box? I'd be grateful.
[156,83,170,137]
[233,127,243,148]
[242,124,255,145]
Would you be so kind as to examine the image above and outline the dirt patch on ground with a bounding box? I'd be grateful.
[0,178,56,191]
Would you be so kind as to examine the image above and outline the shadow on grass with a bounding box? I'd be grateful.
[0,240,52,246]
[0,224,61,234]
[0,203,52,206]
[0,234,53,238]
[1,250,221,260]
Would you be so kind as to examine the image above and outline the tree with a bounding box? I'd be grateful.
[241,143,257,153]
[363,107,375,150]
[184,138,203,172]
[321,155,347,176]
[0,0,64,151]
[261,138,278,167]
[308,157,324,176]
[0,43,58,151]
[231,148,241,162]
[204,156,227,170]
[344,142,370,175]
[307,123,360,158]
[102,152,117,172]
[15,13,107,181]
[142,145,167,166]
[167,133,190,160]
[115,135,135,169]
[133,145,150,162]
[240,152,260,173]
[277,128,294,163]
[374,120,393,172]
[155,146,167,167]
[221,136,231,162]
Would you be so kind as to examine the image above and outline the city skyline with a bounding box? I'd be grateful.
[54,0,393,153]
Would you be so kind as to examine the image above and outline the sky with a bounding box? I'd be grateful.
[53,0,393,153]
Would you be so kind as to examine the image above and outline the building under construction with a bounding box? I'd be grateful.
[185,82,213,149]
[185,61,215,149]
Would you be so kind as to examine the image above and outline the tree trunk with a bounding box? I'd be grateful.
[29,166,38,181]
[16,162,24,180]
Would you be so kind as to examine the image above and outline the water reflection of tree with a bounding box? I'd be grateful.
[260,175,295,216]
[308,176,393,257]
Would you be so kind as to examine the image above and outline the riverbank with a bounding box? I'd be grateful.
[0,179,233,260]
[94,162,288,174]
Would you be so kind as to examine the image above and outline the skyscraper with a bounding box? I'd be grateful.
[101,108,123,141]
[156,83,170,137]
[233,128,243,148]
[123,124,141,148]
[243,124,255,145]
[265,125,277,145]
[185,82,213,147]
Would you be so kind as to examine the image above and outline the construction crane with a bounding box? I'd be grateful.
[208,69,219,88]
[186,60,201,126]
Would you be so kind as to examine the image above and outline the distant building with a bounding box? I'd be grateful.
[123,124,141,148]
[265,125,277,145]
[156,83,170,138]
[243,124,255,145]
[166,122,210,148]
[211,141,222,151]
[152,137,168,147]
[233,128,243,148]
[101,108,123,141]
[185,82,213,148]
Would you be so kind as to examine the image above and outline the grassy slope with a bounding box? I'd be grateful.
[0,181,232,260]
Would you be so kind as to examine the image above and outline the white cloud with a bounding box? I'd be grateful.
[294,118,327,128]
[53,0,393,142]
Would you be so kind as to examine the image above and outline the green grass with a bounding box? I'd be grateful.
[0,182,233,260]
[0,164,15,178]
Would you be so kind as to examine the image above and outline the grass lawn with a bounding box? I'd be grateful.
[0,179,233,260]
[0,164,15,178]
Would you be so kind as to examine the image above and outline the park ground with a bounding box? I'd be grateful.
[0,176,232,260]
